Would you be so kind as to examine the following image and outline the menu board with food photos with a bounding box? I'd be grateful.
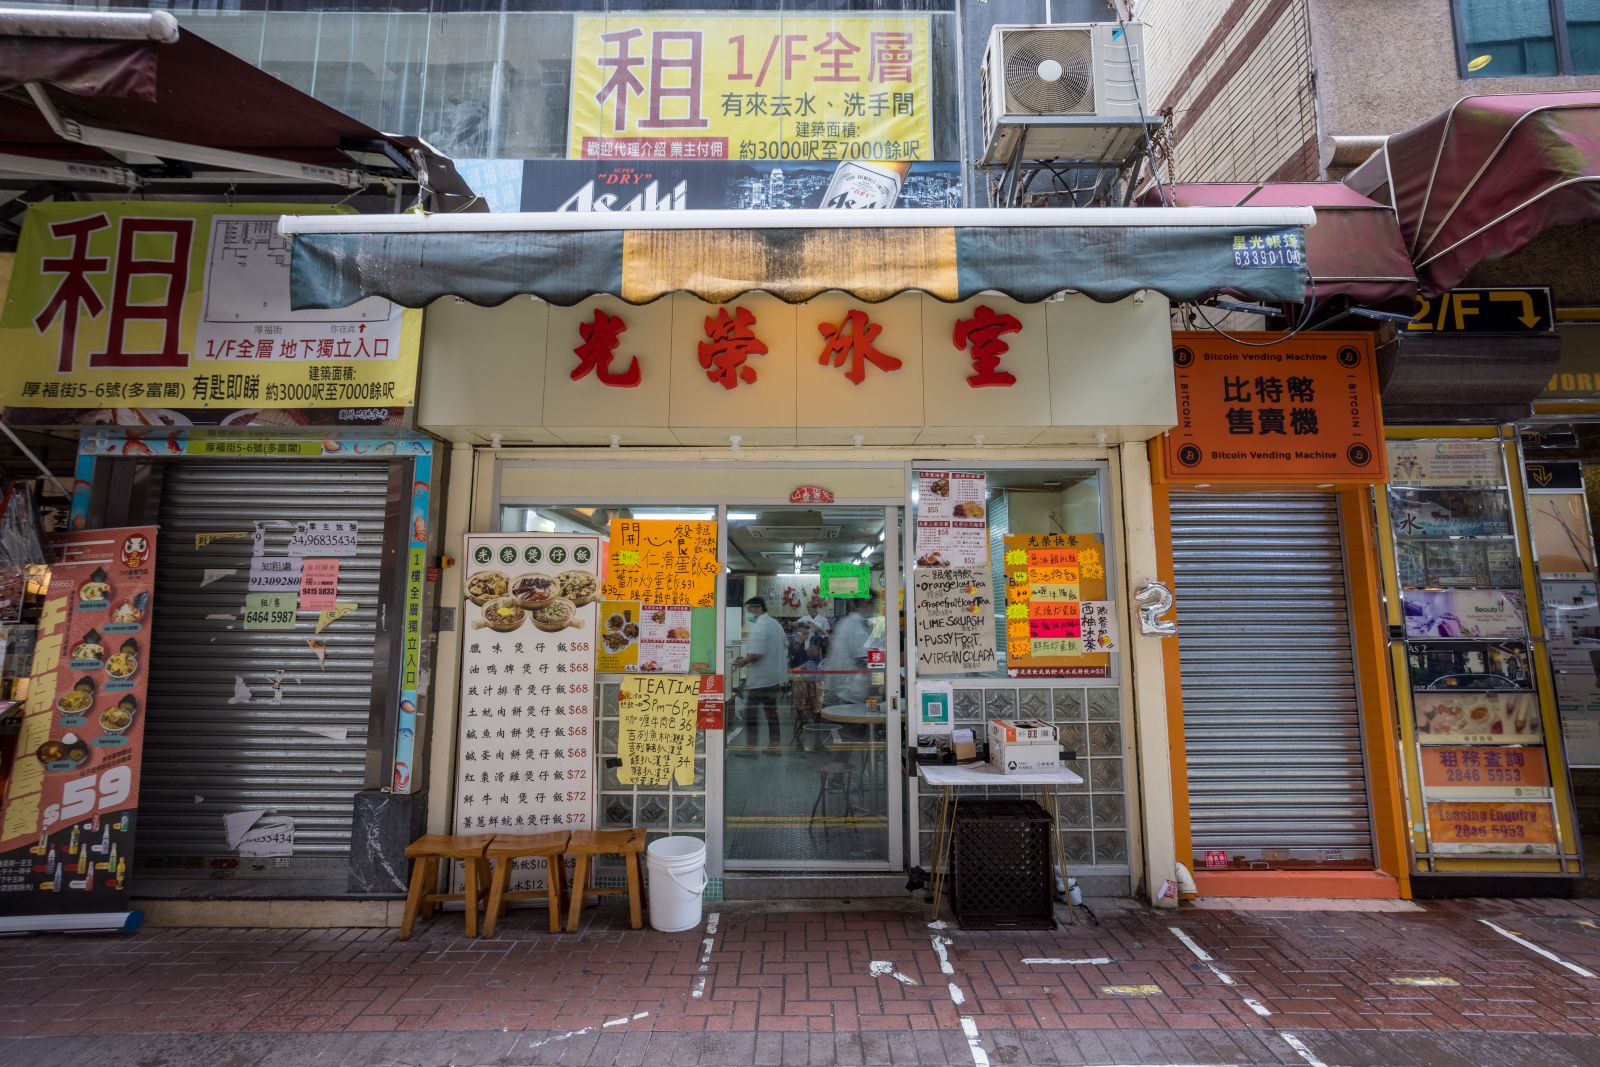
[0,527,155,922]
[457,534,598,892]
[915,472,988,568]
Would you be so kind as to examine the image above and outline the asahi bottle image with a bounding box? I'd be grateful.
[820,160,913,209]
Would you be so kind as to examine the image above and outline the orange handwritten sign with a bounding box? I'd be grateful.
[1164,331,1383,482]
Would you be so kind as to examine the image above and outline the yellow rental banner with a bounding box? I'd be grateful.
[0,201,419,413]
[568,13,933,163]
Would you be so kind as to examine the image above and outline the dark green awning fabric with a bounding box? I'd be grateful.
[289,223,1308,309]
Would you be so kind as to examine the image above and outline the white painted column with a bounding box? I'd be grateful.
[1119,441,1178,907]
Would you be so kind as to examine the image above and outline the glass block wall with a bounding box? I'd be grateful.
[918,685,1130,889]
[594,680,716,895]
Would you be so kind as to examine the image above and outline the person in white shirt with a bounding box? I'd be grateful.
[733,596,789,753]
[822,598,875,707]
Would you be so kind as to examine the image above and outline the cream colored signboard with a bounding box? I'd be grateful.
[418,292,1176,445]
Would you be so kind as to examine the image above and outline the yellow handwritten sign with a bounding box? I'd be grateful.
[618,674,699,786]
[568,13,933,162]
[604,520,719,608]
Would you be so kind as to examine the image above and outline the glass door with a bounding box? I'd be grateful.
[723,506,902,868]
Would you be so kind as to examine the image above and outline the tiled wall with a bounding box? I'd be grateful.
[921,685,1130,887]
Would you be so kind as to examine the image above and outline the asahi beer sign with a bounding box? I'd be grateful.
[517,160,961,212]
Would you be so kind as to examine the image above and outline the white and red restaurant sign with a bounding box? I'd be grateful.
[417,290,1177,446]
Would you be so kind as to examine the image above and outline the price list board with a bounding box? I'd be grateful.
[456,534,599,891]
[1001,532,1115,678]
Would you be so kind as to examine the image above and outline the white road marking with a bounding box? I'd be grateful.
[524,1011,650,1049]
[690,910,721,998]
[960,1016,990,1067]
[931,933,987,1067]
[1481,919,1597,978]
[869,960,919,986]
[1170,927,1270,1019]
[931,934,955,975]
[1021,957,1111,965]
[1279,1031,1329,1067]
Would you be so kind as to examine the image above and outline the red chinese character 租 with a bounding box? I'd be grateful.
[952,304,1021,388]
[698,305,767,389]
[571,308,641,387]
[817,308,902,385]
[32,213,110,373]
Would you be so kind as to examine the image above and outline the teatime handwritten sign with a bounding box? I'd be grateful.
[618,674,699,787]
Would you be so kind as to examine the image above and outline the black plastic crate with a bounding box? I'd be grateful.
[951,798,1055,930]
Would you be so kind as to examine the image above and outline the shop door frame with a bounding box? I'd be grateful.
[493,459,908,877]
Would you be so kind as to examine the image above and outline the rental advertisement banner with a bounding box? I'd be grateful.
[1426,801,1558,854]
[568,13,933,162]
[457,534,600,892]
[0,202,420,427]
[0,526,156,919]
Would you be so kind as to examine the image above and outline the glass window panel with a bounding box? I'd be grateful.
[912,466,1112,683]
[1459,0,1558,76]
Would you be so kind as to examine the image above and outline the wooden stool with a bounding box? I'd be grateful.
[482,831,571,936]
[564,828,647,932]
[399,833,496,939]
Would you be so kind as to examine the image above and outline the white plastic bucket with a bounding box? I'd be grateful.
[646,836,707,933]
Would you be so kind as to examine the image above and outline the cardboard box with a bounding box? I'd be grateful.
[992,742,1060,774]
[987,718,1057,748]
[951,727,979,763]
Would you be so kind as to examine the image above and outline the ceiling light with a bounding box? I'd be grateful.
[860,544,873,557]
[878,530,886,542]
[630,508,715,521]
[794,544,804,558]
[727,511,757,521]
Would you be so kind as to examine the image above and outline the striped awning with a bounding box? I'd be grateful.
[280,207,1315,310]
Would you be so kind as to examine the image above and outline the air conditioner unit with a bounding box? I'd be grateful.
[979,22,1149,167]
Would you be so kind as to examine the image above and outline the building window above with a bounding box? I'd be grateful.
[1456,0,1600,77]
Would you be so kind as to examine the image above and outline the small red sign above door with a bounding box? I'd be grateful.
[790,485,835,504]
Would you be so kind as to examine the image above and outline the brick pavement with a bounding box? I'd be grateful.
[4,896,1600,1065]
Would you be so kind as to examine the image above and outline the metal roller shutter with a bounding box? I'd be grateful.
[137,460,394,879]
[1170,492,1374,865]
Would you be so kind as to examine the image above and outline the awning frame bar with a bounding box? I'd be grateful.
[278,205,1317,236]
[25,81,374,191]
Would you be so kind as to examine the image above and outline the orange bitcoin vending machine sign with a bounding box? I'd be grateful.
[1164,332,1383,483]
